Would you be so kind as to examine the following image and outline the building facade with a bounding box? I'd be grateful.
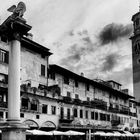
[0,11,139,133]
[131,10,140,100]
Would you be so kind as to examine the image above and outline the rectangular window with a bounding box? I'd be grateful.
[0,112,3,119]
[91,111,94,120]
[133,103,136,108]
[6,112,8,118]
[48,70,55,80]
[95,112,98,120]
[51,106,56,115]
[85,110,88,119]
[75,80,78,87]
[64,77,69,85]
[74,108,78,117]
[86,84,89,91]
[67,92,71,97]
[20,113,24,118]
[42,104,48,114]
[80,109,83,118]
[36,115,40,119]
[21,98,28,109]
[0,49,8,64]
[67,108,70,119]
[31,100,38,111]
[60,107,64,119]
[75,94,79,99]
[41,64,45,76]
[107,114,110,121]
[87,97,90,101]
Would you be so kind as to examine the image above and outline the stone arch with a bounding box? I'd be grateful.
[23,119,39,129]
[40,121,56,131]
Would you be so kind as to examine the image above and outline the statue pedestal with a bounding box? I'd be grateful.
[1,121,28,140]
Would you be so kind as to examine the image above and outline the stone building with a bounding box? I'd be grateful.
[0,11,139,133]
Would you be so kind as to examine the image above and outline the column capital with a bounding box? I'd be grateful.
[0,16,32,41]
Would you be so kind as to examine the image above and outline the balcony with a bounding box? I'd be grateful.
[129,112,137,117]
[111,119,120,126]
[119,108,130,115]
[0,102,7,108]
[63,97,72,104]
[59,115,74,123]
[73,99,82,105]
[109,107,119,113]
[91,99,107,110]
[83,101,91,107]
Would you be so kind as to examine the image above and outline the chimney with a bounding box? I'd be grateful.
[81,72,84,77]
[26,33,33,40]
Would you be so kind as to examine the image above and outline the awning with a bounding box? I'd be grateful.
[49,130,65,135]
[26,129,53,135]
[64,130,85,136]
[123,131,134,137]
[113,131,126,137]
[91,131,106,136]
[103,132,114,137]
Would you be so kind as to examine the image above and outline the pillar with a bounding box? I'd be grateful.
[8,39,20,121]
[1,34,28,140]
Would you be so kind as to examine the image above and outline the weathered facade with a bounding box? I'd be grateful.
[48,65,137,132]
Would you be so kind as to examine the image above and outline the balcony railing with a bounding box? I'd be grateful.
[0,102,7,108]
[63,97,72,103]
[91,99,107,110]
[59,115,74,123]
[111,119,120,126]
[82,101,91,107]
[109,107,119,113]
[73,99,82,105]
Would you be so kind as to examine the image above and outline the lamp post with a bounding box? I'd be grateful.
[0,2,32,140]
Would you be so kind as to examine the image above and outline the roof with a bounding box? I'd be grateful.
[107,80,122,86]
[21,37,52,56]
[49,64,134,99]
[132,12,140,21]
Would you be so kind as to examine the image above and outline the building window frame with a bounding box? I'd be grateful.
[51,106,56,115]
[41,64,45,76]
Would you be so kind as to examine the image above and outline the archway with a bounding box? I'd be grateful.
[23,119,39,130]
[40,121,56,131]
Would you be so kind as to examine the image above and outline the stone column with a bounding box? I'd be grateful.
[1,34,27,140]
[8,38,20,121]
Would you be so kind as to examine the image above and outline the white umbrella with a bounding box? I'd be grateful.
[103,132,114,137]
[26,129,53,135]
[134,133,140,137]
[64,130,85,136]
[49,130,64,135]
[113,131,123,137]
[92,131,106,136]
[123,131,134,137]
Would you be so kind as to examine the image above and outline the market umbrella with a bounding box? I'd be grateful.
[123,131,134,137]
[102,132,114,137]
[113,131,123,137]
[49,130,64,135]
[64,130,85,136]
[26,129,53,135]
[92,131,106,136]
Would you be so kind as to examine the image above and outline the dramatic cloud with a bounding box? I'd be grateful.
[102,53,120,72]
[98,23,133,45]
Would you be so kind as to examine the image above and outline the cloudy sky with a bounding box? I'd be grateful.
[0,0,139,95]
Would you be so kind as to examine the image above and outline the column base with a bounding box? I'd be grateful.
[0,121,28,140]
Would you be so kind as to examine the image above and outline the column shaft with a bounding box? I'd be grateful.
[8,39,20,121]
